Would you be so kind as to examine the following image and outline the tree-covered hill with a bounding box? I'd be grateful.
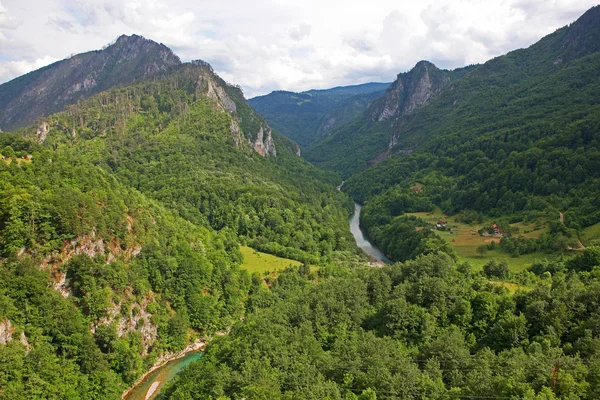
[0,59,360,397]
[306,6,600,180]
[17,61,357,264]
[0,131,250,396]
[248,82,390,147]
[304,62,475,177]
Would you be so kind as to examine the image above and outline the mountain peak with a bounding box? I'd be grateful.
[115,33,144,43]
[0,34,181,130]
[413,60,437,69]
[369,60,450,123]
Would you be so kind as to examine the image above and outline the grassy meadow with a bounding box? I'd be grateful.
[405,208,553,273]
[240,246,302,275]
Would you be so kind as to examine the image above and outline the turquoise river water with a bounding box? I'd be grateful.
[124,352,203,400]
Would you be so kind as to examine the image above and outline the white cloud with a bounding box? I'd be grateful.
[0,0,19,30]
[0,0,597,97]
[289,24,312,41]
[0,55,59,82]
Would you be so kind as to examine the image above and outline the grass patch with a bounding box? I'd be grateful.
[240,246,302,275]
[405,209,552,272]
[582,222,600,246]
[511,221,549,239]
[489,281,532,295]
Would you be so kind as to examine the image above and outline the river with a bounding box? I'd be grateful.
[124,196,387,399]
[349,202,393,265]
[124,352,203,400]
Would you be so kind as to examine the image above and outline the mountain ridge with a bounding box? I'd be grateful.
[248,82,391,147]
[304,61,474,175]
[0,34,181,131]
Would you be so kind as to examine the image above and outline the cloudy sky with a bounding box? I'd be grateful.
[0,0,597,97]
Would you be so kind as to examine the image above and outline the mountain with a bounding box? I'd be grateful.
[307,6,600,180]
[3,7,600,400]
[304,62,475,176]
[0,34,181,131]
[0,46,360,395]
[248,82,390,147]
[327,5,600,262]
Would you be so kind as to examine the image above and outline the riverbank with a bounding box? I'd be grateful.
[122,340,206,399]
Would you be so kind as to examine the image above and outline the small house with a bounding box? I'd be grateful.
[491,224,500,234]
[436,220,447,228]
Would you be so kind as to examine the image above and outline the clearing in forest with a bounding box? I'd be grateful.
[240,246,302,274]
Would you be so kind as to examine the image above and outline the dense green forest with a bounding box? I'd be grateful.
[17,63,358,265]
[158,10,600,397]
[0,132,251,396]
[2,6,600,400]
[162,247,600,399]
[0,61,360,397]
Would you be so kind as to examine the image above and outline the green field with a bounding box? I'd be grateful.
[489,281,532,295]
[582,222,600,246]
[405,209,552,272]
[240,246,302,274]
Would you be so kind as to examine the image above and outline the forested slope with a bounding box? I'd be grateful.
[248,82,390,147]
[0,132,249,396]
[0,60,359,397]
[330,7,600,259]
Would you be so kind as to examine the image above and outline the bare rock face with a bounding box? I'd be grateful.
[321,116,337,133]
[39,227,142,298]
[370,61,451,123]
[0,320,30,350]
[230,120,243,147]
[205,78,237,114]
[192,62,277,157]
[36,121,49,144]
[94,295,158,354]
[0,319,15,345]
[253,124,277,157]
[363,61,452,166]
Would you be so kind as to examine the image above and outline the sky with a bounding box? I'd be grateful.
[0,0,598,97]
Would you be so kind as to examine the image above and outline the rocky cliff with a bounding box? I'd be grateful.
[365,61,453,162]
[305,61,470,176]
[191,61,277,156]
[0,34,181,131]
[368,61,451,123]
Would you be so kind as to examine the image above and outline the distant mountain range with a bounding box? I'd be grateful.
[248,82,390,147]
